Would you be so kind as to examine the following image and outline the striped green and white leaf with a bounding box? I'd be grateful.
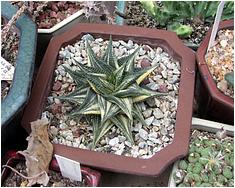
[111,115,134,144]
[92,116,114,148]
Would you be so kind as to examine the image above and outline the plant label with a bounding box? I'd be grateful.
[1,57,15,81]
[55,154,82,182]
[207,1,225,52]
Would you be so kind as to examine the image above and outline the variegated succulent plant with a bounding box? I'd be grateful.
[59,37,165,148]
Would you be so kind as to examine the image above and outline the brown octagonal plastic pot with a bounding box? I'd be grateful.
[21,23,195,176]
[196,20,234,125]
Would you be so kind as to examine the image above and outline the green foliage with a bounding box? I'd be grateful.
[174,130,234,187]
[140,1,234,38]
[167,23,193,38]
[60,36,165,148]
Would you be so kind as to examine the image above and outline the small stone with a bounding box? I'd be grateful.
[158,84,169,93]
[139,129,148,140]
[148,50,155,59]
[113,41,120,47]
[109,137,119,147]
[220,39,227,48]
[69,120,77,126]
[217,80,228,93]
[50,103,62,114]
[59,123,67,129]
[161,70,167,78]
[139,149,147,155]
[146,98,155,107]
[54,98,61,104]
[143,109,153,118]
[160,126,168,135]
[156,47,163,54]
[125,141,132,147]
[138,142,146,149]
[53,81,62,91]
[50,126,58,136]
[145,116,154,126]
[81,34,94,41]
[140,58,151,68]
[149,137,161,144]
[118,136,126,142]
[148,132,159,139]
[74,57,83,63]
[153,108,164,119]
[139,48,146,55]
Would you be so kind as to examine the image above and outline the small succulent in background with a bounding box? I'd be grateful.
[225,72,234,88]
[59,36,165,148]
[80,1,115,24]
[173,130,234,187]
[140,1,234,38]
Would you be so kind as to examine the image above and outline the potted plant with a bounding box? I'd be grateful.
[21,23,195,176]
[168,117,234,187]
[1,151,101,187]
[196,19,234,125]
[115,1,234,50]
[1,2,37,127]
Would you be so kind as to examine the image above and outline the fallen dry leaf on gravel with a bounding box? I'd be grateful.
[18,118,53,186]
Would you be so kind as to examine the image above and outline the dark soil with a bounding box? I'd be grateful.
[2,162,87,187]
[11,1,83,29]
[1,19,19,99]
[125,1,210,45]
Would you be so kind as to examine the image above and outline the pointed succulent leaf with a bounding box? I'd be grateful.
[86,40,114,74]
[92,116,113,148]
[133,91,166,103]
[69,89,100,116]
[115,65,157,91]
[57,87,88,104]
[104,95,133,120]
[136,64,158,84]
[76,63,107,78]
[111,115,134,144]
[62,65,87,86]
[87,76,114,94]
[113,84,161,98]
[113,62,126,87]
[117,47,139,72]
[97,95,120,124]
[102,36,119,68]
[133,103,148,126]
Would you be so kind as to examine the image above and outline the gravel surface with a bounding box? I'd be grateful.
[205,29,234,98]
[11,1,82,29]
[125,1,210,45]
[42,34,181,159]
[2,162,87,187]
[1,20,19,99]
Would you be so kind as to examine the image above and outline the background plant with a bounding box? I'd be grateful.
[59,37,165,148]
[140,1,234,38]
[173,130,234,187]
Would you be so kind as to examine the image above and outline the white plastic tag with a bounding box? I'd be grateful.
[55,154,82,182]
[207,1,225,52]
[1,57,15,81]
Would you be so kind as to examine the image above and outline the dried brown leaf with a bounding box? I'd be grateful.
[18,118,53,186]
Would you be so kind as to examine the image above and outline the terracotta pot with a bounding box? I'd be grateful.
[196,19,234,125]
[1,151,101,187]
[21,23,195,176]
[168,117,234,187]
